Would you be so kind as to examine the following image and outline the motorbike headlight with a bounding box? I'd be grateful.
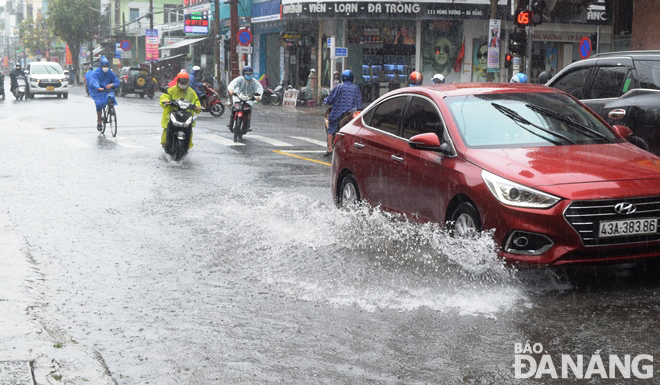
[481,170,560,209]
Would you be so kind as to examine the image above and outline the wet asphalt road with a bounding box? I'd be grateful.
[1,82,659,384]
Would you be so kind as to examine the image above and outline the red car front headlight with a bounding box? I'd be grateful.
[481,170,560,209]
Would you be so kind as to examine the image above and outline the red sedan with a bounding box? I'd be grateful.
[331,83,660,266]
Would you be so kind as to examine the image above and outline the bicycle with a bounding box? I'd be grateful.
[100,89,117,137]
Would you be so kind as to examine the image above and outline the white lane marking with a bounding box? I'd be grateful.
[110,137,145,148]
[248,134,293,147]
[63,138,91,148]
[199,134,245,146]
[288,136,327,147]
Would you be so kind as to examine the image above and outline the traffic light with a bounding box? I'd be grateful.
[531,0,547,25]
[509,31,527,56]
[515,9,533,28]
[505,53,512,69]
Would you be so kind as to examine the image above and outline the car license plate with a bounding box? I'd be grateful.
[598,218,658,238]
[47,86,54,91]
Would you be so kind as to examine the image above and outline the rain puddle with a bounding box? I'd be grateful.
[197,189,561,318]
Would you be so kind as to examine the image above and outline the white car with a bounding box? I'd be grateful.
[25,61,69,99]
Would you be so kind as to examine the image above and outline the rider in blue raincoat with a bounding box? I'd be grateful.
[84,66,94,96]
[88,56,119,131]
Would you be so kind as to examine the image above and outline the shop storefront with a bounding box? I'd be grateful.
[525,3,611,83]
[281,0,507,102]
[252,0,286,88]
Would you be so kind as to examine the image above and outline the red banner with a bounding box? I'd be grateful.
[65,45,73,65]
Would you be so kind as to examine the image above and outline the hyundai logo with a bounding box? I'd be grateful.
[614,202,636,215]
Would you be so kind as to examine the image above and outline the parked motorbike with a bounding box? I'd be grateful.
[0,72,5,100]
[162,89,197,161]
[262,83,284,106]
[230,92,260,143]
[199,83,225,117]
[13,75,27,100]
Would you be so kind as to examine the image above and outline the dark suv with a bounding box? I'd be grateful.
[547,51,660,154]
[118,66,155,98]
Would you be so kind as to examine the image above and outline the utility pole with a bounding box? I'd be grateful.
[525,0,532,76]
[149,0,153,29]
[213,0,220,86]
[229,0,238,78]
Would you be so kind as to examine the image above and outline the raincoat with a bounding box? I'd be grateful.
[88,56,119,110]
[159,84,201,149]
[84,68,95,86]
[227,76,263,106]
[323,81,362,135]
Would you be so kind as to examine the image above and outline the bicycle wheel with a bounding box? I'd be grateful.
[109,107,117,137]
[101,107,107,134]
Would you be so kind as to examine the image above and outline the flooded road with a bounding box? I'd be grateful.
[1,86,659,384]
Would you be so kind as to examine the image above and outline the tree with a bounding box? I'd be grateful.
[48,0,103,83]
[19,16,54,60]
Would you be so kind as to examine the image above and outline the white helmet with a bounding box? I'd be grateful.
[432,73,445,84]
[192,65,201,71]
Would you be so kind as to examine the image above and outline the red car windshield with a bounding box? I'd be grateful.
[446,92,621,148]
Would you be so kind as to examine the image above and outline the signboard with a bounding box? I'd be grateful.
[487,19,501,73]
[237,46,253,54]
[146,29,159,61]
[120,40,131,51]
[281,1,506,20]
[281,31,302,43]
[121,51,132,58]
[283,89,299,108]
[237,28,252,46]
[184,11,209,34]
[164,37,184,45]
[334,47,348,57]
[579,36,592,59]
[115,42,122,59]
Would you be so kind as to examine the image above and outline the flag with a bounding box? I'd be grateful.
[454,36,465,73]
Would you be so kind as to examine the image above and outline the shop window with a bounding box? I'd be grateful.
[587,66,629,99]
[402,97,443,139]
[552,67,592,99]
[129,8,139,22]
[368,96,407,135]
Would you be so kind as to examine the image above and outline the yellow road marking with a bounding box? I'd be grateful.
[273,150,331,166]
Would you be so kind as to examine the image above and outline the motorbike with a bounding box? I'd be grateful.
[162,89,197,161]
[230,92,260,143]
[13,75,27,100]
[262,83,284,106]
[199,83,225,117]
[0,72,5,100]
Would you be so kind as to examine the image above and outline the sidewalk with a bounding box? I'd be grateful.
[0,210,117,385]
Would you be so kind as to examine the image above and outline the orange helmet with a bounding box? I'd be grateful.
[409,71,423,86]
[177,72,190,79]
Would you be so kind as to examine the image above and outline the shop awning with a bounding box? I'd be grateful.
[157,53,186,63]
[159,37,208,51]
[92,46,104,55]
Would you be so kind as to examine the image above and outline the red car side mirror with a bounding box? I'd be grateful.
[409,133,440,147]
[612,125,633,139]
[409,132,451,154]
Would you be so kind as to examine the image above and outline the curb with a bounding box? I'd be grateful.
[0,210,118,385]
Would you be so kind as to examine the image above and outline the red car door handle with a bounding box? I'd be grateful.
[354,142,366,149]
[391,155,404,162]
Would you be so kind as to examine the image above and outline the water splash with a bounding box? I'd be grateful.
[201,189,534,316]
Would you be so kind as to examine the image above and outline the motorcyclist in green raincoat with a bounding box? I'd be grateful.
[159,72,201,149]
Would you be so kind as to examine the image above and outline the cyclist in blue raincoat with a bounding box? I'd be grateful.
[88,56,119,131]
